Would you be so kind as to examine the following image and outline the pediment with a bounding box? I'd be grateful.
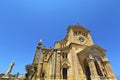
[77,45,107,62]
[77,44,106,57]
[81,44,105,53]
[90,45,106,53]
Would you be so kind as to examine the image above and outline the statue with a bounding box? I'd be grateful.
[5,61,15,76]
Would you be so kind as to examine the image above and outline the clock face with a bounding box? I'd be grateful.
[79,37,85,42]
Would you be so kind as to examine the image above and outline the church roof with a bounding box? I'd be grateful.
[67,25,90,32]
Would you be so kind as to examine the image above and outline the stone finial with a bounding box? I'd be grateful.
[88,54,94,60]
[40,39,42,43]
[38,39,42,46]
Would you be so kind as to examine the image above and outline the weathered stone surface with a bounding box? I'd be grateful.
[31,25,116,80]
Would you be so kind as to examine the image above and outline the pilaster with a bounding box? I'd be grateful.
[87,57,100,80]
[67,48,74,80]
[56,50,61,79]
[70,46,80,80]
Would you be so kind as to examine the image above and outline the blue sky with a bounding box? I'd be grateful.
[0,0,120,78]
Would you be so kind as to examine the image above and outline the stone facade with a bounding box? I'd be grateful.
[31,25,116,80]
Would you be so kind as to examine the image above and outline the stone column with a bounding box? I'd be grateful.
[87,56,100,80]
[36,40,43,79]
[103,60,116,80]
[51,52,55,79]
[37,55,44,80]
[48,57,52,79]
[37,62,42,79]
[53,49,58,79]
[96,61,104,76]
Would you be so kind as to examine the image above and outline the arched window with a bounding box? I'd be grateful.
[84,59,91,80]
[62,53,64,58]
[63,68,67,79]
[62,63,69,79]
[41,72,45,78]
[62,53,68,59]
[94,57,103,76]
[65,54,67,58]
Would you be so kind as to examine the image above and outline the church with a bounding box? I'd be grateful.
[31,25,116,80]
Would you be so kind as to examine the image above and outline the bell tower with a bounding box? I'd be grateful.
[67,25,94,46]
[55,25,94,49]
